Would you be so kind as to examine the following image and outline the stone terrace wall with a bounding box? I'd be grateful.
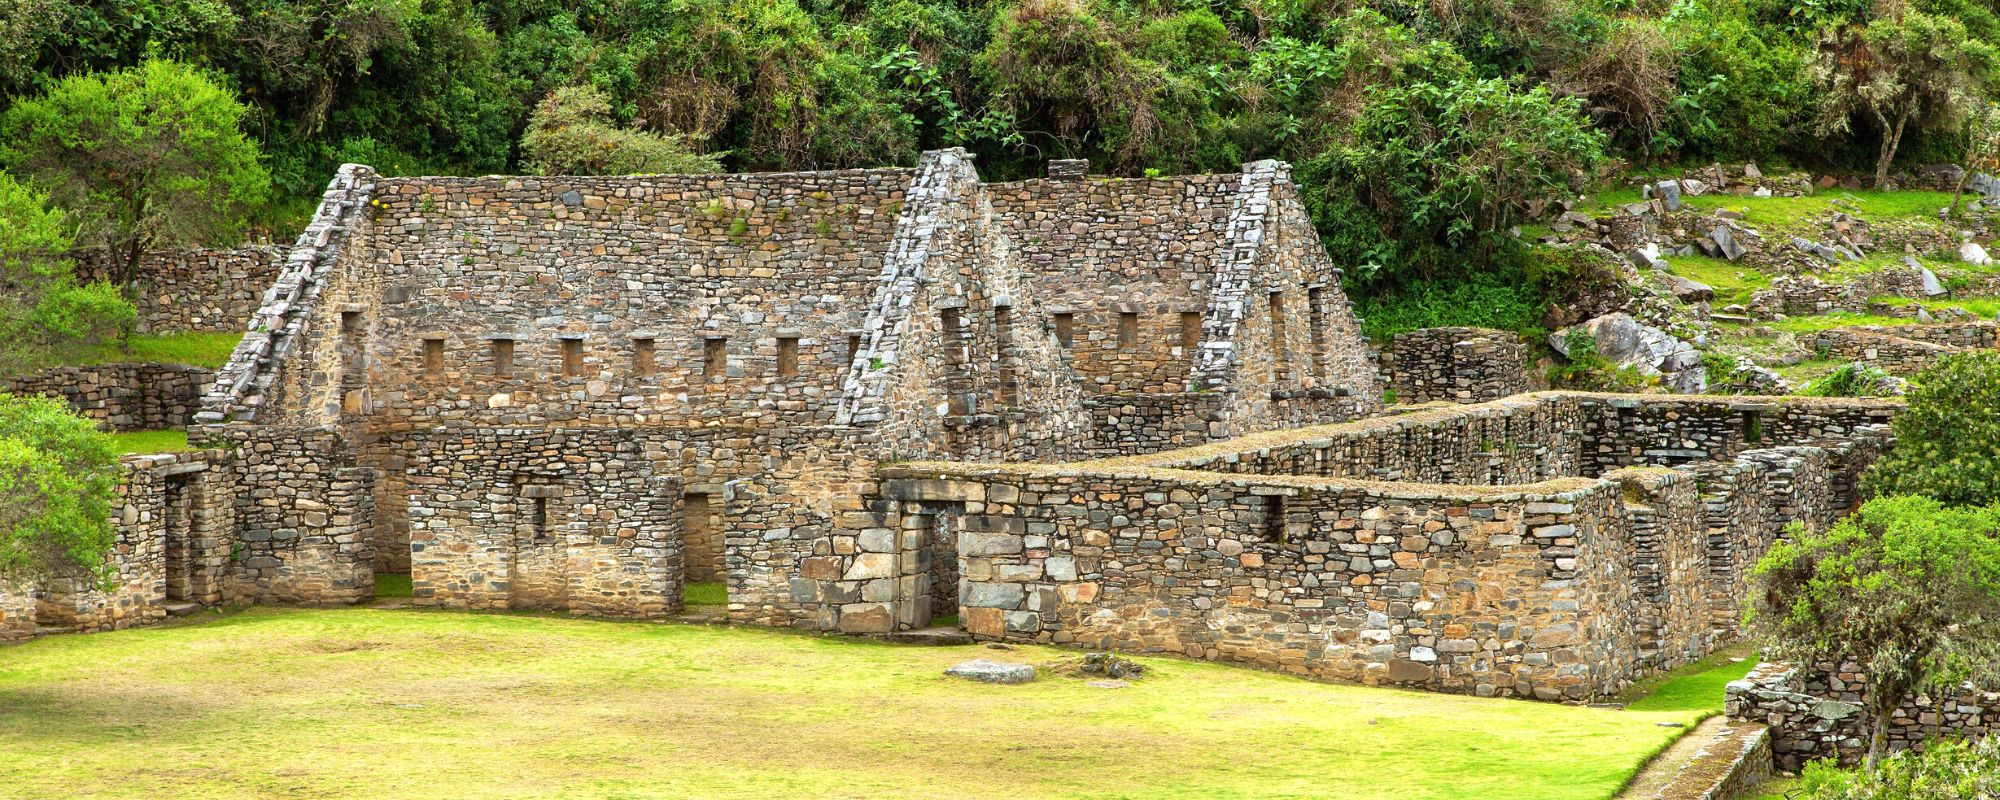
[77,247,285,333]
[1388,327,1532,405]
[1729,661,2000,770]
[4,363,211,431]
[1814,328,1965,376]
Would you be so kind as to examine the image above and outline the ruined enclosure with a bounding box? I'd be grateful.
[859,393,1894,701]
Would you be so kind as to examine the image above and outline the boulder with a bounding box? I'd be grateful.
[1961,241,1993,266]
[1743,162,1763,180]
[945,659,1037,685]
[1681,178,1712,197]
[1710,225,1746,261]
[1790,236,1850,262]
[1661,272,1713,302]
[1971,172,2000,201]
[1626,244,1669,272]
[1909,258,1948,296]
[1550,313,1708,393]
[1646,180,1683,212]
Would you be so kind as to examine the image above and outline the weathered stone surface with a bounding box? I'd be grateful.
[1550,313,1707,393]
[945,658,1037,684]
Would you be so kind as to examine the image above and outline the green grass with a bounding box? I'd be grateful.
[62,332,244,369]
[0,606,1711,800]
[1664,254,1771,306]
[682,580,727,606]
[1679,190,1957,231]
[1765,312,1915,334]
[1873,295,2000,318]
[373,574,413,599]
[106,429,191,454]
[1749,777,1801,800]
[1617,644,1760,715]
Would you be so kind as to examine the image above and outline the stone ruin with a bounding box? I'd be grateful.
[0,149,1918,728]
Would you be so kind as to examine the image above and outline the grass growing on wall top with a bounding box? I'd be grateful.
[0,607,1711,800]
[106,430,191,454]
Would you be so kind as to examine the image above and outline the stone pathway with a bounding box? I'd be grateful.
[1615,716,1727,799]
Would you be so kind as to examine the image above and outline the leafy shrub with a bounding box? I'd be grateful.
[1352,273,1546,340]
[1795,735,2000,798]
[0,393,120,584]
[1865,352,2000,506]
[1545,328,1650,391]
[521,85,722,176]
[0,171,135,374]
[1753,495,2000,765]
[1803,362,1894,397]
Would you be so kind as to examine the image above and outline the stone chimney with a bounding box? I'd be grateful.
[1047,159,1089,181]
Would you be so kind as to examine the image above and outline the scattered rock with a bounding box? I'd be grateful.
[1085,680,1128,689]
[1743,162,1763,180]
[1550,312,1707,393]
[945,659,1037,684]
[1078,652,1146,680]
[1647,180,1683,212]
[1715,209,1745,220]
[1960,241,1992,266]
[1660,272,1713,302]
[1626,244,1668,272]
[1710,225,1746,261]
[1911,259,1947,296]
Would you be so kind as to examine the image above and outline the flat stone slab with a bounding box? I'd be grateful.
[945,659,1036,684]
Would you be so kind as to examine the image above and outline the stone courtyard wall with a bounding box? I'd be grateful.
[853,392,1894,701]
[1728,661,2000,770]
[77,246,285,333]
[4,363,211,431]
[1388,327,1533,405]
[33,451,234,632]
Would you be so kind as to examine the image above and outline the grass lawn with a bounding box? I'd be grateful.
[1664,255,1771,307]
[0,607,1712,800]
[87,332,245,368]
[107,429,192,454]
[682,580,727,606]
[1616,644,1759,715]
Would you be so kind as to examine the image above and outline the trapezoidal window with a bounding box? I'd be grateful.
[560,337,584,378]
[776,337,800,378]
[490,338,515,378]
[1052,313,1075,349]
[1268,291,1289,381]
[995,305,1018,406]
[1180,312,1202,353]
[632,338,655,376]
[939,308,966,366]
[703,338,727,381]
[1117,312,1139,349]
[422,338,444,376]
[1307,286,1327,378]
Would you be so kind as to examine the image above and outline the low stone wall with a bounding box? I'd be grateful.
[1653,721,1775,800]
[1813,328,1961,376]
[1081,393,1226,455]
[1388,327,1532,404]
[33,450,232,633]
[1727,661,2000,770]
[3,363,212,431]
[77,246,286,333]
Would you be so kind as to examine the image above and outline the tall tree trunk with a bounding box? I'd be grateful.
[1876,110,1912,191]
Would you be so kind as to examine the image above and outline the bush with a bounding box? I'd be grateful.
[1795,735,2000,799]
[1804,363,1894,397]
[0,393,120,585]
[0,171,134,373]
[521,85,723,176]
[1865,352,2000,506]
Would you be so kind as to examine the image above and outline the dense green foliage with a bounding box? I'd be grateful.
[1751,495,2000,765]
[1802,362,1894,397]
[0,393,120,585]
[0,59,269,288]
[0,172,135,375]
[1,0,1996,304]
[1796,735,2000,798]
[1865,352,2000,505]
[520,85,722,176]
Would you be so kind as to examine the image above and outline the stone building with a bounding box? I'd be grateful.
[180,149,1380,630]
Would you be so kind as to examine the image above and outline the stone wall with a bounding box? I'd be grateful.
[0,583,35,642]
[78,246,285,333]
[3,363,211,431]
[1653,721,1775,800]
[1812,322,1997,376]
[855,392,1895,701]
[1728,661,2000,770]
[402,427,682,616]
[33,451,233,633]
[1388,327,1533,404]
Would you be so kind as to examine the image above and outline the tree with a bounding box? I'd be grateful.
[0,393,120,586]
[1751,495,2000,767]
[1302,73,1605,285]
[0,171,133,374]
[0,59,270,295]
[1809,10,1996,190]
[1949,102,2000,217]
[1865,351,2000,506]
[521,85,722,176]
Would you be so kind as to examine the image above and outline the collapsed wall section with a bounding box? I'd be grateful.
[1729,662,2000,769]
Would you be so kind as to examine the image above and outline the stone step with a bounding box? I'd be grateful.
[164,602,203,617]
[885,626,974,646]
[1711,313,1755,325]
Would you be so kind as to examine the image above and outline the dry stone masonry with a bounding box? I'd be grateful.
[3,363,211,431]
[1386,327,1533,404]
[1728,661,2000,769]
[77,247,285,333]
